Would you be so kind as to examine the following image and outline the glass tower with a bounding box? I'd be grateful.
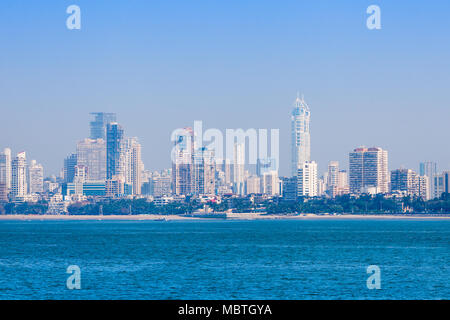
[291,95,311,177]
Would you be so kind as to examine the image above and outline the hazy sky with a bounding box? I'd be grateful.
[0,0,449,176]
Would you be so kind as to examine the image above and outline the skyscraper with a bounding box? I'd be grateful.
[297,161,318,197]
[327,161,339,188]
[11,152,28,200]
[76,138,107,181]
[291,95,311,177]
[123,137,143,195]
[391,169,418,196]
[63,153,78,183]
[90,112,116,140]
[233,142,245,195]
[419,161,437,200]
[349,147,389,194]
[0,148,12,190]
[172,127,194,196]
[106,122,124,180]
[28,160,44,194]
[193,147,216,195]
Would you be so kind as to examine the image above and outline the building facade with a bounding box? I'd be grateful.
[297,161,318,197]
[349,147,389,194]
[11,152,28,200]
[28,160,44,194]
[90,112,116,140]
[76,138,107,181]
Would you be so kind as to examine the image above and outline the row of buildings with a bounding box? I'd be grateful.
[1,100,449,213]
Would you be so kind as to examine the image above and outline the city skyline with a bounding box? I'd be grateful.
[1,102,449,179]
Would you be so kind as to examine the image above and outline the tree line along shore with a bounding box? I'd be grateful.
[0,193,449,216]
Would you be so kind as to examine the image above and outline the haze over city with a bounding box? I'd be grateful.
[1,1,449,176]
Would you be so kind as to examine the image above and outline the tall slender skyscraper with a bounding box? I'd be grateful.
[123,137,143,195]
[233,142,245,195]
[63,153,78,183]
[11,152,28,200]
[28,160,44,194]
[90,112,116,140]
[291,95,311,177]
[0,148,12,190]
[106,122,124,180]
[419,161,437,200]
[297,161,318,197]
[172,127,194,196]
[349,147,389,194]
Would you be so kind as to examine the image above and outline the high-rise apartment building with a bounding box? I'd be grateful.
[11,152,28,200]
[419,161,437,199]
[63,153,77,183]
[106,122,125,180]
[261,170,280,196]
[245,175,261,195]
[291,95,311,177]
[193,147,216,195]
[434,171,449,198]
[0,148,12,190]
[76,138,107,181]
[28,160,44,194]
[90,112,116,140]
[172,127,194,196]
[391,169,418,196]
[123,137,143,195]
[233,143,245,195]
[297,161,318,197]
[327,161,339,188]
[349,147,389,194]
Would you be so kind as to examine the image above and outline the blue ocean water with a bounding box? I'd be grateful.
[0,219,448,300]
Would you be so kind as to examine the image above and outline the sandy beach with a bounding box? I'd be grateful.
[0,213,448,221]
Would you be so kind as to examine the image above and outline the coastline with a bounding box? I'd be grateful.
[0,213,449,221]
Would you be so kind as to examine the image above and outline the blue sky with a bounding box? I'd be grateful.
[0,0,449,176]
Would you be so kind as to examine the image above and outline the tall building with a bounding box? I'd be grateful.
[233,143,245,195]
[90,112,116,140]
[0,148,12,190]
[418,175,430,200]
[297,161,318,197]
[245,175,261,195]
[261,170,280,196]
[63,153,77,183]
[327,161,339,188]
[391,169,418,197]
[349,147,389,194]
[291,95,311,176]
[434,171,449,198]
[193,147,216,195]
[11,152,28,200]
[147,171,172,197]
[280,176,297,201]
[76,138,107,181]
[106,122,125,180]
[123,137,143,195]
[172,127,194,196]
[420,162,437,200]
[28,160,44,194]
[0,183,7,202]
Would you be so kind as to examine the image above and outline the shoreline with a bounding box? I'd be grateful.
[0,213,449,221]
